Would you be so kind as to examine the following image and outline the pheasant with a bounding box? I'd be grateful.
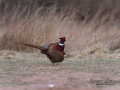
[19,37,66,65]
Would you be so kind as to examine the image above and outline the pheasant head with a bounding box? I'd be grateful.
[59,37,66,45]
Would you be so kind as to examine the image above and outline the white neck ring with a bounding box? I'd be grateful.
[59,43,64,46]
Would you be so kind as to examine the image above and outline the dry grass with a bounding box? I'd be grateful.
[0,2,120,90]
[0,6,120,58]
[0,50,120,90]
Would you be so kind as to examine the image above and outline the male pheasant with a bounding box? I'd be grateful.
[20,37,66,65]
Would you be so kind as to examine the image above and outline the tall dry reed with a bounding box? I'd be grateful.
[0,6,120,56]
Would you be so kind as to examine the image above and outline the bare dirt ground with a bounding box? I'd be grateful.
[0,50,120,90]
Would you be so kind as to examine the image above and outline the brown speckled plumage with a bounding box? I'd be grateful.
[43,51,64,66]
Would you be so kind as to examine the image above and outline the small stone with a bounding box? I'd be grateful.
[48,84,54,88]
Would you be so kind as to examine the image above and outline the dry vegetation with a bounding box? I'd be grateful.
[0,0,120,90]
[0,50,120,90]
[0,5,120,58]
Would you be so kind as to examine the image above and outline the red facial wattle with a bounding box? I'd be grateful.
[62,37,66,42]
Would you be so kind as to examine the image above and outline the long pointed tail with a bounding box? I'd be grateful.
[19,43,45,51]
